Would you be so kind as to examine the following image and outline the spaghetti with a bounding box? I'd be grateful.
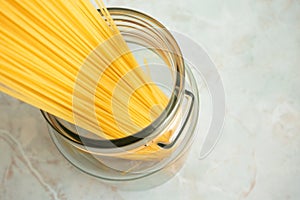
[0,0,172,158]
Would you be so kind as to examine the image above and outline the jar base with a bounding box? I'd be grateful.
[49,128,187,190]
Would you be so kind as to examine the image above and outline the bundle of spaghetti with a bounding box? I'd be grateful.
[0,0,174,159]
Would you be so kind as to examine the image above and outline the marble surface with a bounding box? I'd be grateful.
[1,0,300,199]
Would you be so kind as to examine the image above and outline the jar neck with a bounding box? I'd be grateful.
[42,8,186,152]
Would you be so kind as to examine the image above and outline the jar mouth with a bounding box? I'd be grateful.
[41,7,185,149]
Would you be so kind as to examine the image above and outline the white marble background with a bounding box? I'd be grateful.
[1,0,300,199]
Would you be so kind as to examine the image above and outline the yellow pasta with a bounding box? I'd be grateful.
[0,0,172,158]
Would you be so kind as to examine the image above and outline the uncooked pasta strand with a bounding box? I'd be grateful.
[0,0,171,159]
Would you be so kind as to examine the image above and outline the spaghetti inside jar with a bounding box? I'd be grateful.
[42,8,200,189]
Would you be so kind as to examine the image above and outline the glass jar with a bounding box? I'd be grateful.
[41,8,200,190]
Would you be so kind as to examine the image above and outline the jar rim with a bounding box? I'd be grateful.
[42,7,185,150]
